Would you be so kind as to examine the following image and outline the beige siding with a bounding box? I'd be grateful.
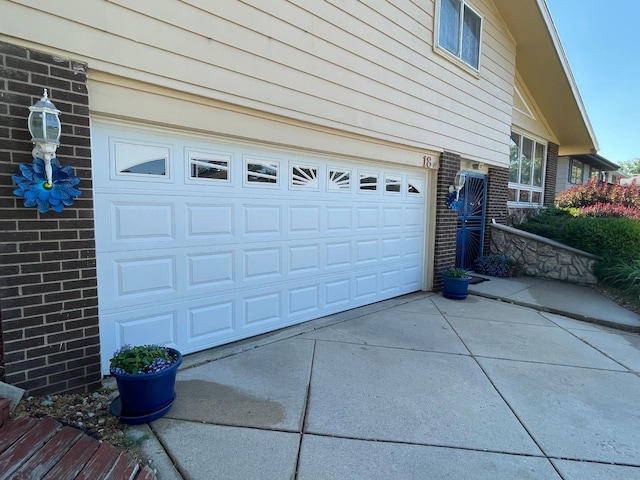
[512,73,557,144]
[2,0,518,165]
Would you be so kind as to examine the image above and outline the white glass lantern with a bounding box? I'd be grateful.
[28,89,61,187]
[452,170,467,201]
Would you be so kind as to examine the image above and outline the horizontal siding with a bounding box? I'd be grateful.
[4,0,517,164]
[512,74,556,143]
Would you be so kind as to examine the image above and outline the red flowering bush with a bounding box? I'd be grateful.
[576,203,640,220]
[555,178,610,208]
[556,178,640,219]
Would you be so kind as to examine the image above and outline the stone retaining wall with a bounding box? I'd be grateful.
[490,222,601,285]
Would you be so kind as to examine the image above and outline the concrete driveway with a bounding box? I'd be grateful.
[139,292,640,479]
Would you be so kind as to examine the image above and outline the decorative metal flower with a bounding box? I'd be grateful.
[12,157,81,214]
[446,191,464,211]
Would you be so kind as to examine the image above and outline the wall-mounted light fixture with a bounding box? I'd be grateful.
[12,89,80,214]
[28,89,61,188]
[449,170,467,201]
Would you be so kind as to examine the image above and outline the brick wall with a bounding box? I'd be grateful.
[484,166,509,254]
[0,41,101,395]
[432,152,461,290]
[544,142,559,206]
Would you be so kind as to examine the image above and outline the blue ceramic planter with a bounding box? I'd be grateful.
[442,274,471,300]
[112,348,182,418]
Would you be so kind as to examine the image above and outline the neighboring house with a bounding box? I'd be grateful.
[555,153,620,195]
[619,173,639,186]
[0,0,599,395]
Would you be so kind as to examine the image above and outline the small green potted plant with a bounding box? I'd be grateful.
[442,267,472,299]
[109,344,182,424]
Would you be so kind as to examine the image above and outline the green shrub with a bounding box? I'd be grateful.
[559,217,640,262]
[598,260,640,300]
[515,208,571,239]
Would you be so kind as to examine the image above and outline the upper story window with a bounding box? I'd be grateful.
[508,131,546,207]
[437,0,482,70]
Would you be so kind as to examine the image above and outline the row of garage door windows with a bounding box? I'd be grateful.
[119,153,424,195]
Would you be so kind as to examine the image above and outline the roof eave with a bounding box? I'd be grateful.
[493,0,599,154]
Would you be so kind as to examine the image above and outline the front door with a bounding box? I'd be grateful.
[455,173,487,270]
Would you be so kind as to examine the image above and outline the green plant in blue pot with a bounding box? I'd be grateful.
[109,344,182,424]
[442,267,472,300]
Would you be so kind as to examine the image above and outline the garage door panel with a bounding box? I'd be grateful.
[188,301,235,341]
[382,207,403,230]
[325,241,353,269]
[326,206,353,232]
[289,244,321,274]
[116,256,177,298]
[356,240,379,264]
[289,206,321,234]
[404,235,424,258]
[95,123,427,372]
[244,205,282,236]
[382,237,402,260]
[405,206,424,228]
[99,308,180,368]
[355,273,378,300]
[325,279,351,307]
[243,291,282,327]
[113,203,175,242]
[356,207,379,230]
[243,247,283,279]
[187,251,235,288]
[381,269,402,294]
[186,203,235,239]
[403,265,423,290]
[288,285,320,316]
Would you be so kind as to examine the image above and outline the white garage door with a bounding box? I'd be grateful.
[92,122,427,372]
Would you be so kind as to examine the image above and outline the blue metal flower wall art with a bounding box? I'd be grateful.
[12,157,81,213]
[446,190,464,211]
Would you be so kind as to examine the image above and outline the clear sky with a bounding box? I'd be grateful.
[545,0,640,165]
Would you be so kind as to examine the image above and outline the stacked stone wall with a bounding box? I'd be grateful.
[490,223,600,285]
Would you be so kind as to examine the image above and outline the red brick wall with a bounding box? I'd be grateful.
[432,152,461,290]
[544,142,559,206]
[0,41,101,395]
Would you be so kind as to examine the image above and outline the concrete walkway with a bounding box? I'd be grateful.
[133,278,640,479]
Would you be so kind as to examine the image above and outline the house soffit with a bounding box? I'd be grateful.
[492,0,598,154]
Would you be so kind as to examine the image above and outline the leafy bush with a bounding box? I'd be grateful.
[515,207,571,239]
[576,203,640,220]
[556,178,640,215]
[555,178,610,208]
[558,217,640,262]
[110,344,178,375]
[473,254,517,277]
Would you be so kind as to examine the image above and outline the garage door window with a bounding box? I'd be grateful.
[407,177,423,194]
[291,165,319,189]
[359,172,378,191]
[120,159,166,175]
[188,151,230,182]
[246,157,279,184]
[328,169,351,191]
[385,174,402,193]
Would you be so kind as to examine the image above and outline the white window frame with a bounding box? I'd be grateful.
[508,130,547,208]
[434,0,483,73]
